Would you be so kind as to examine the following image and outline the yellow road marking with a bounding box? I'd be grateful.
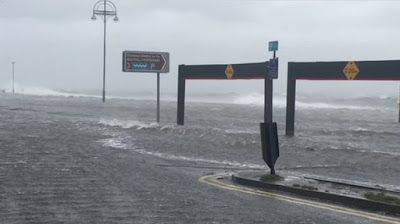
[199,174,400,224]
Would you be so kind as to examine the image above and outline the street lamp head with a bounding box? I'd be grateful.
[92,0,118,21]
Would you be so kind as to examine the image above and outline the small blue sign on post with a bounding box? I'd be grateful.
[269,58,279,79]
[268,41,279,52]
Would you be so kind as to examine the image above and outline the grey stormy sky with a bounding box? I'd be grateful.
[1,0,400,97]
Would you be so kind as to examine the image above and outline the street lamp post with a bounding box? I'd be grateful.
[12,62,15,93]
[91,0,118,102]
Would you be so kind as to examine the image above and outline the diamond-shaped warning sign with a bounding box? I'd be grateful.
[343,61,360,80]
[225,64,234,79]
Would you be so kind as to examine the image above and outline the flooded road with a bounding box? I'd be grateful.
[0,94,398,223]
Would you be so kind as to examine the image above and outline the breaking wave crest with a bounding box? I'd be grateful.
[357,149,400,157]
[99,137,357,171]
[99,119,175,131]
[233,93,382,110]
[1,83,393,112]
[2,82,97,98]
[98,137,129,149]
[99,136,266,169]
[99,119,160,130]
[133,149,267,169]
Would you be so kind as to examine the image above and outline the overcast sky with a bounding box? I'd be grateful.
[1,0,400,97]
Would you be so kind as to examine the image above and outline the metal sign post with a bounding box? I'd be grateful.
[122,51,169,123]
[398,86,400,123]
[265,41,279,123]
[157,72,160,123]
[11,62,15,93]
[261,41,280,175]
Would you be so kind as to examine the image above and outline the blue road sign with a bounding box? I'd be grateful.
[269,58,279,79]
[268,41,278,52]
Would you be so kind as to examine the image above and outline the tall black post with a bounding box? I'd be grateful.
[264,80,273,123]
[398,86,400,123]
[157,72,160,123]
[261,50,280,175]
[398,101,400,123]
[285,63,296,136]
[12,62,15,93]
[102,0,107,103]
[177,65,186,125]
[264,51,275,123]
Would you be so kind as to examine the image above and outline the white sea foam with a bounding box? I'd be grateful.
[99,119,158,129]
[231,93,275,106]
[373,150,400,157]
[287,164,342,169]
[233,92,381,110]
[99,119,167,130]
[2,82,97,98]
[133,149,267,169]
[378,95,394,100]
[357,149,400,157]
[99,137,382,180]
[2,83,391,112]
[296,102,378,110]
[224,129,258,134]
[98,136,267,169]
[99,139,353,171]
[98,137,129,149]
[1,83,392,111]
[352,127,369,132]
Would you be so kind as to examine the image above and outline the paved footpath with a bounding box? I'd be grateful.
[0,107,395,223]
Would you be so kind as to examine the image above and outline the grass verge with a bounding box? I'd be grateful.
[292,184,318,191]
[364,192,400,205]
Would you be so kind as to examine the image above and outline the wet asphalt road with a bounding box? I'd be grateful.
[0,99,392,223]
